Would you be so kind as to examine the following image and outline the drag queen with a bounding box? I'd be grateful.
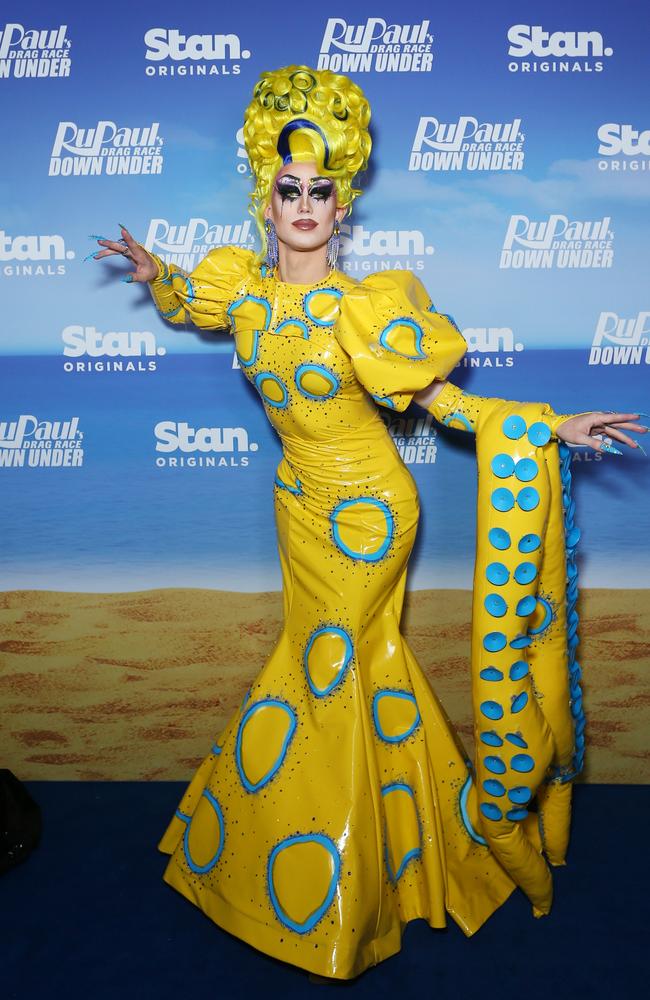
[90,67,644,980]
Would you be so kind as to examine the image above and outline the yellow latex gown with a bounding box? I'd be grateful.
[147,245,574,979]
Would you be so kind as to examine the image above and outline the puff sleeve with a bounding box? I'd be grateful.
[334,271,467,411]
[145,245,254,331]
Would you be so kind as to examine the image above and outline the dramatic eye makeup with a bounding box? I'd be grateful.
[275,175,303,202]
[274,175,335,204]
[307,178,334,201]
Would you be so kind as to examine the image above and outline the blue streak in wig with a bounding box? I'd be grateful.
[277,119,331,167]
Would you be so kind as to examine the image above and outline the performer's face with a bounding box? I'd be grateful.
[264,160,345,255]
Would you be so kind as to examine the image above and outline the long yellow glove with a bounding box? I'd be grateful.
[424,380,589,441]
[422,380,586,916]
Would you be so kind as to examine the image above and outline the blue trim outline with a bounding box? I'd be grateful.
[274,318,310,339]
[182,789,225,874]
[458,773,488,846]
[528,596,553,636]
[381,781,422,881]
[372,394,396,409]
[303,626,353,698]
[295,363,340,401]
[227,294,272,331]
[274,471,303,496]
[267,832,340,933]
[235,329,260,368]
[303,288,343,327]
[372,689,421,743]
[378,318,427,360]
[330,496,394,562]
[254,371,289,409]
[235,697,297,793]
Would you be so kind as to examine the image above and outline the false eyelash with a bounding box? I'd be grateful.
[308,181,334,202]
[275,179,302,202]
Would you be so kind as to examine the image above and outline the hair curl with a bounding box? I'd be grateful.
[243,65,372,259]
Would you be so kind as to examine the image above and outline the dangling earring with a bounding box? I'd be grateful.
[264,218,279,270]
[326,220,340,269]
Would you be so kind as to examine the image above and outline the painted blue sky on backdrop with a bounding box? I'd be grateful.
[2,0,648,352]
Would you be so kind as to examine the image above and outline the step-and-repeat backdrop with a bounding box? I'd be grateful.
[1,0,648,781]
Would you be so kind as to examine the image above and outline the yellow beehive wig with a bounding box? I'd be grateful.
[243,65,372,259]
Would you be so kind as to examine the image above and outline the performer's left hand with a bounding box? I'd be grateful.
[555,412,647,455]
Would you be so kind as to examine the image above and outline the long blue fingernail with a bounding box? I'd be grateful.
[606,410,650,418]
[89,235,127,245]
[121,274,134,283]
[82,250,102,262]
[600,442,623,455]
[634,442,648,457]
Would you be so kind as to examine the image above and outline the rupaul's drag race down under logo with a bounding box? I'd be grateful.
[0,416,84,468]
[409,116,525,171]
[143,27,251,76]
[144,218,254,270]
[589,312,650,366]
[507,24,613,73]
[381,413,438,465]
[499,215,614,269]
[0,230,74,277]
[48,121,164,176]
[0,22,71,78]
[318,18,433,72]
[154,421,258,468]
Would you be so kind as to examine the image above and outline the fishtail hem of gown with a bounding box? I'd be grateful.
[161,856,403,980]
[158,836,518,980]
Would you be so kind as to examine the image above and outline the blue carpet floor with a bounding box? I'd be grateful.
[2,782,647,999]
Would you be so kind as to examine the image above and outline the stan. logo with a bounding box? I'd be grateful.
[0,230,74,277]
[597,123,650,172]
[235,126,250,174]
[457,327,524,369]
[507,24,613,73]
[144,28,250,76]
[154,421,257,468]
[62,325,166,374]
[339,224,433,274]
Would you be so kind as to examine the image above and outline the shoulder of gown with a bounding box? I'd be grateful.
[333,270,468,411]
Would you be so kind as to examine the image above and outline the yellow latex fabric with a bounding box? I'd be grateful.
[426,382,582,913]
[150,248,521,979]
[145,244,252,329]
[427,380,588,442]
[335,271,467,411]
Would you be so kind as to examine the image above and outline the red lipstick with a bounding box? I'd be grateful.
[292,220,318,230]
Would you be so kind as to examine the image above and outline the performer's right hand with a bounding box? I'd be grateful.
[89,225,158,282]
